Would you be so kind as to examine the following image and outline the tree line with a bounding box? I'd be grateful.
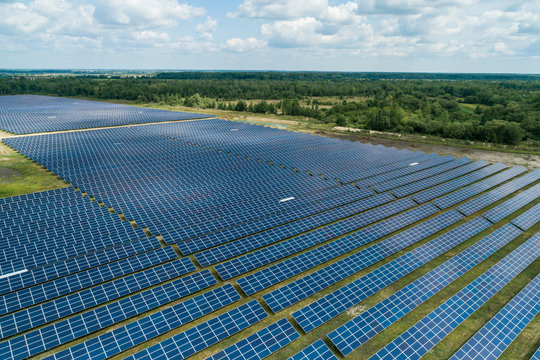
[0,73,538,145]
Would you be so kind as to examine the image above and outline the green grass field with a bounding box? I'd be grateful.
[0,142,69,198]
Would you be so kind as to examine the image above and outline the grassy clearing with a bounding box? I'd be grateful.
[0,142,69,198]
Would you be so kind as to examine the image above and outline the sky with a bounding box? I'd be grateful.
[0,0,539,72]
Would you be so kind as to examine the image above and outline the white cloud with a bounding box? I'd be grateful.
[132,30,170,42]
[0,0,95,35]
[320,2,364,24]
[230,0,328,19]
[195,16,217,41]
[0,2,48,33]
[96,0,205,27]
[224,37,267,52]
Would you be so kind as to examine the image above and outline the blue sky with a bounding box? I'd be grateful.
[0,0,539,72]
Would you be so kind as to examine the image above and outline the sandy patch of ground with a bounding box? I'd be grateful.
[347,305,368,317]
[242,116,299,126]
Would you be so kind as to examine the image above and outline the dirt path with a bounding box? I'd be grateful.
[0,117,215,140]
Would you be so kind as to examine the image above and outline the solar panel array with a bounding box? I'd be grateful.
[0,95,212,134]
[328,223,522,356]
[369,232,540,360]
[449,273,540,360]
[0,96,538,360]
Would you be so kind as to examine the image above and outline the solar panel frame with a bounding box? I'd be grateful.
[368,232,540,360]
[449,273,540,360]
[328,223,523,356]
[124,300,268,360]
[207,318,299,360]
[291,217,492,333]
[288,340,338,360]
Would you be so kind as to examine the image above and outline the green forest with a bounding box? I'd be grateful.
[1,72,539,146]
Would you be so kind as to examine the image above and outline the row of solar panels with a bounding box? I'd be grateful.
[0,95,212,134]
[2,193,534,360]
[1,111,538,360]
[1,167,537,359]
[3,119,521,252]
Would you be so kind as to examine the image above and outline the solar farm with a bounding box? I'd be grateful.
[0,95,538,360]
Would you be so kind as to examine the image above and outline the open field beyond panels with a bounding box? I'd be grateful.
[0,95,538,360]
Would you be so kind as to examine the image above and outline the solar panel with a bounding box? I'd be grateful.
[449,273,540,360]
[170,185,374,253]
[411,163,507,204]
[214,193,396,280]
[0,246,178,314]
[390,160,490,198]
[457,170,540,216]
[47,284,240,360]
[432,166,527,209]
[125,300,268,360]
[0,270,217,359]
[0,257,195,338]
[207,318,299,360]
[192,191,390,264]
[328,223,522,356]
[483,183,540,223]
[369,232,540,360]
[0,95,212,134]
[291,217,491,333]
[289,340,338,360]
[532,347,540,360]
[372,157,471,193]
[0,237,161,296]
[263,207,461,313]
[511,203,540,231]
[238,199,424,296]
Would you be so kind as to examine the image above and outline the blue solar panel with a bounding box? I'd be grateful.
[0,95,212,134]
[214,192,396,280]
[372,157,471,193]
[511,203,540,231]
[289,340,338,360]
[0,237,161,296]
[391,160,490,198]
[191,190,389,262]
[483,183,540,223]
[169,184,374,252]
[292,216,491,333]
[238,198,423,296]
[0,270,216,359]
[125,300,268,360]
[457,170,540,216]
[450,273,540,360]
[47,284,240,360]
[3,117,448,240]
[0,257,195,338]
[208,318,299,360]
[328,223,522,356]
[532,347,540,360]
[411,163,507,204]
[353,155,455,189]
[369,232,540,360]
[0,246,177,314]
[263,206,460,313]
[432,166,527,209]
